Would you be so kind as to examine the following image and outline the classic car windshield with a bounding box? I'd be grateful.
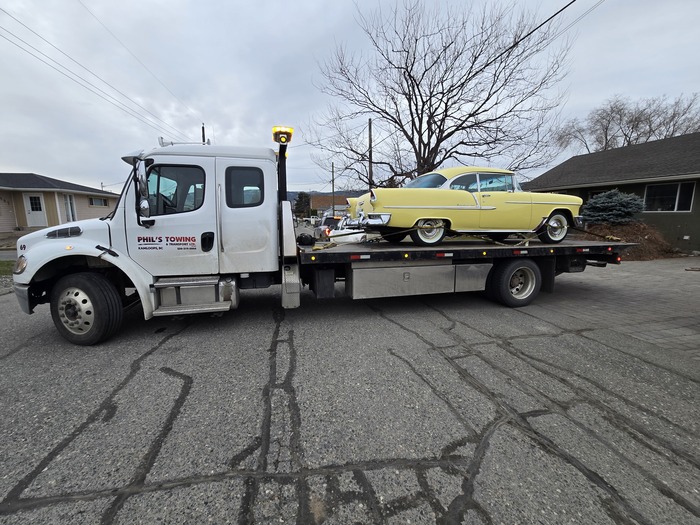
[404,173,447,188]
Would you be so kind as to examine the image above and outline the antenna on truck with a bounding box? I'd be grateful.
[158,124,211,147]
[272,126,294,202]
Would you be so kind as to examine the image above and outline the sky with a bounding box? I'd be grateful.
[1,0,699,194]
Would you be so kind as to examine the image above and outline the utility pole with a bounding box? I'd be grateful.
[331,162,335,215]
[368,118,373,190]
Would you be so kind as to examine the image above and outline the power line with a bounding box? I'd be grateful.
[0,7,193,142]
[76,0,204,124]
[553,0,606,39]
[0,28,191,140]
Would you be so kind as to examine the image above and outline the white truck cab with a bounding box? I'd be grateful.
[13,128,299,345]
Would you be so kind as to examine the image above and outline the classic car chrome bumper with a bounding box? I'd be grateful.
[344,213,392,229]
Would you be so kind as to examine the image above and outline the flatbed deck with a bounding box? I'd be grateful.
[298,238,634,265]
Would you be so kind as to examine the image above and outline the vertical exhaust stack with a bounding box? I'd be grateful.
[272,126,294,202]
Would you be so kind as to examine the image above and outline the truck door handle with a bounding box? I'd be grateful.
[481,194,491,197]
[201,232,215,252]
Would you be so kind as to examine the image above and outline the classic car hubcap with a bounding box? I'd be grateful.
[57,287,95,335]
[416,219,445,242]
[547,215,568,240]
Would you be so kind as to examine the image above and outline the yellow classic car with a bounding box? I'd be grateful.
[349,167,582,246]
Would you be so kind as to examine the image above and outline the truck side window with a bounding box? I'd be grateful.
[147,165,205,216]
[225,167,264,208]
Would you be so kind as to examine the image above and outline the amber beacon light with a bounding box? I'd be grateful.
[272,126,294,144]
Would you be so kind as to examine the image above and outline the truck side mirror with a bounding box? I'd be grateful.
[136,162,150,218]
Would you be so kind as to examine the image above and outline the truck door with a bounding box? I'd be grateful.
[216,157,279,274]
[125,156,219,276]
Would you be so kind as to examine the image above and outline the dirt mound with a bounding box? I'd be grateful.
[576,222,678,261]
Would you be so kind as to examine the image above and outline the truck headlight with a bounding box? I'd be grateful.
[13,255,27,275]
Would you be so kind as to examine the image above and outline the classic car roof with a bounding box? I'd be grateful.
[430,166,514,179]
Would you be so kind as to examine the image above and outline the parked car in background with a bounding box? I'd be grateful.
[313,215,343,240]
[328,216,370,243]
[350,167,583,246]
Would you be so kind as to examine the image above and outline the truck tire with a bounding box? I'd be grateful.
[537,212,569,244]
[488,259,541,307]
[409,219,446,246]
[50,273,124,345]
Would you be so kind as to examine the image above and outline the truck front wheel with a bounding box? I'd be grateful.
[488,259,541,307]
[50,273,124,345]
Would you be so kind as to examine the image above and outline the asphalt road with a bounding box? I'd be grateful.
[1,257,699,524]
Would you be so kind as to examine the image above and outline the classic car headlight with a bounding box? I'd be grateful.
[13,255,28,275]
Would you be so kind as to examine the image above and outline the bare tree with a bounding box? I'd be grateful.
[556,94,700,153]
[306,1,570,188]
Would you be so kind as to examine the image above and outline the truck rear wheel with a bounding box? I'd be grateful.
[488,259,541,307]
[50,273,124,345]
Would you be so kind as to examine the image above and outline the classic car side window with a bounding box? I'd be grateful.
[450,174,478,191]
[404,173,447,188]
[477,174,514,192]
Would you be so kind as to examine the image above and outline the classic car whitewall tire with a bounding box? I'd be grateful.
[409,219,446,246]
[50,273,124,345]
[537,212,569,244]
[488,259,541,307]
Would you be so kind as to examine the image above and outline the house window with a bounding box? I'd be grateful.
[644,182,695,212]
[64,194,77,222]
[89,197,109,207]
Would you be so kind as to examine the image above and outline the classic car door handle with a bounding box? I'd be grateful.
[481,194,491,197]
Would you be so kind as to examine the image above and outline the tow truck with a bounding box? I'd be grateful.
[12,127,630,345]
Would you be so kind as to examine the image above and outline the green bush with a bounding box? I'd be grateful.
[581,189,644,225]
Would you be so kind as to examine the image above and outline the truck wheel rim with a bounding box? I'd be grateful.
[509,267,536,298]
[57,287,95,335]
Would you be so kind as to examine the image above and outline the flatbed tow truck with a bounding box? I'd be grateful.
[12,127,631,345]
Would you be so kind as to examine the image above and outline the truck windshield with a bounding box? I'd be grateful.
[404,173,447,188]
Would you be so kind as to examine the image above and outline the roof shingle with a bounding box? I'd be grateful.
[527,132,700,190]
[0,173,114,195]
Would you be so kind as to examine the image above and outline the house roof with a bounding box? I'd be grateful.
[527,132,700,191]
[0,173,116,196]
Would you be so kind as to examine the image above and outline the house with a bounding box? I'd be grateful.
[309,194,354,216]
[0,173,119,233]
[526,133,700,252]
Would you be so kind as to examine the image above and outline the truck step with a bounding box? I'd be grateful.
[153,302,232,316]
[154,276,220,288]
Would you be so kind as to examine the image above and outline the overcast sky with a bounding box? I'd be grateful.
[1,0,698,194]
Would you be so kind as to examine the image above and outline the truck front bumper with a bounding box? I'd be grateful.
[13,283,33,314]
